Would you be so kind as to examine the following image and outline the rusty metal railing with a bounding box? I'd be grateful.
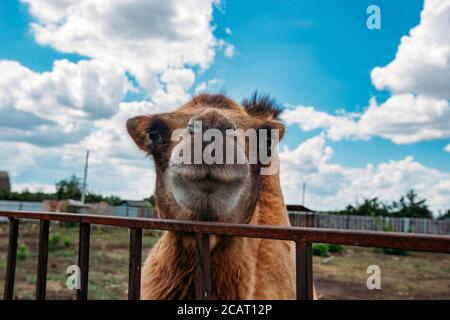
[1,210,450,300]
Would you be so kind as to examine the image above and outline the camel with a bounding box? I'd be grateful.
[126,93,297,299]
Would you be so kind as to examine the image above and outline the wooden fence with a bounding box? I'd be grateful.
[288,212,450,235]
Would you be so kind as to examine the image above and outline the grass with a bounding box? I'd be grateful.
[0,222,449,300]
[313,246,450,299]
[0,221,161,300]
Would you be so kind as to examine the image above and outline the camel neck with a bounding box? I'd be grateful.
[255,173,289,226]
[143,231,258,299]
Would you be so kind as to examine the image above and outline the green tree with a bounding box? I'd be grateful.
[437,210,450,220]
[355,198,390,217]
[55,175,82,200]
[147,194,155,207]
[390,190,432,219]
[100,195,123,206]
[0,174,124,204]
[335,198,389,217]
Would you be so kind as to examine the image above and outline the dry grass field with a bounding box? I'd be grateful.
[0,222,449,300]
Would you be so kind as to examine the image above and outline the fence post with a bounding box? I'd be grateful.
[195,233,211,300]
[77,223,91,300]
[296,241,313,300]
[4,218,19,300]
[36,220,49,300]
[128,228,142,300]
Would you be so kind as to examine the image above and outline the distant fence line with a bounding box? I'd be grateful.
[0,200,156,219]
[288,212,450,235]
[1,200,448,235]
[0,201,43,212]
[90,206,156,218]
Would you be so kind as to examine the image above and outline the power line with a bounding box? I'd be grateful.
[81,150,89,204]
[302,182,306,206]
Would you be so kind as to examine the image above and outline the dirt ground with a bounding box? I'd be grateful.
[0,222,449,300]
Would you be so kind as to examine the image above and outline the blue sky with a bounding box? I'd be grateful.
[0,0,449,212]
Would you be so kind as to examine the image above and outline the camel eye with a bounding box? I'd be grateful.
[147,128,160,144]
[146,119,169,145]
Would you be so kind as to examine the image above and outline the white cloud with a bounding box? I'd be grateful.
[20,0,229,92]
[0,59,131,146]
[371,0,450,100]
[224,43,235,58]
[5,140,156,200]
[280,135,333,171]
[194,78,225,94]
[0,0,231,199]
[216,39,235,58]
[444,144,450,152]
[281,105,364,141]
[13,182,55,194]
[283,0,450,145]
[282,94,450,144]
[81,100,172,162]
[280,136,450,214]
[359,95,450,144]
[1,117,157,199]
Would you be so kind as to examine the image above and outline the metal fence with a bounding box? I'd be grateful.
[1,209,449,300]
[2,201,447,234]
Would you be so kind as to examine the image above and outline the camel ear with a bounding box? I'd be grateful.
[126,115,152,152]
[271,121,285,140]
[242,92,282,120]
[260,120,285,141]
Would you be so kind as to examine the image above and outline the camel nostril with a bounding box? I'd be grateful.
[228,119,237,130]
[187,119,202,134]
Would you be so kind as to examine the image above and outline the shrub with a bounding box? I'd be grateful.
[63,237,72,247]
[382,247,408,256]
[48,233,62,251]
[328,244,344,253]
[17,243,29,261]
[312,243,329,257]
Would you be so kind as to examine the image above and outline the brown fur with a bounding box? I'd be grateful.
[128,93,297,299]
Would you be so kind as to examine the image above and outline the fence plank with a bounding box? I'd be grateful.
[289,213,449,235]
[4,218,19,300]
[36,220,49,300]
[195,233,211,300]
[128,228,142,300]
[296,242,313,300]
[77,223,91,300]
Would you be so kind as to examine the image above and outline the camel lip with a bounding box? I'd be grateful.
[169,163,248,185]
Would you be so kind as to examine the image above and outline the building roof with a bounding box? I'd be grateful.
[286,204,315,213]
[67,199,91,208]
[0,171,11,192]
[0,171,9,177]
[123,200,149,207]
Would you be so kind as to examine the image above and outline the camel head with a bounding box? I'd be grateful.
[126,93,284,223]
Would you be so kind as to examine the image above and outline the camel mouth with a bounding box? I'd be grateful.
[169,163,249,185]
[167,163,249,220]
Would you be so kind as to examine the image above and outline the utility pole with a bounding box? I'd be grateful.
[81,150,89,204]
[302,182,306,206]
